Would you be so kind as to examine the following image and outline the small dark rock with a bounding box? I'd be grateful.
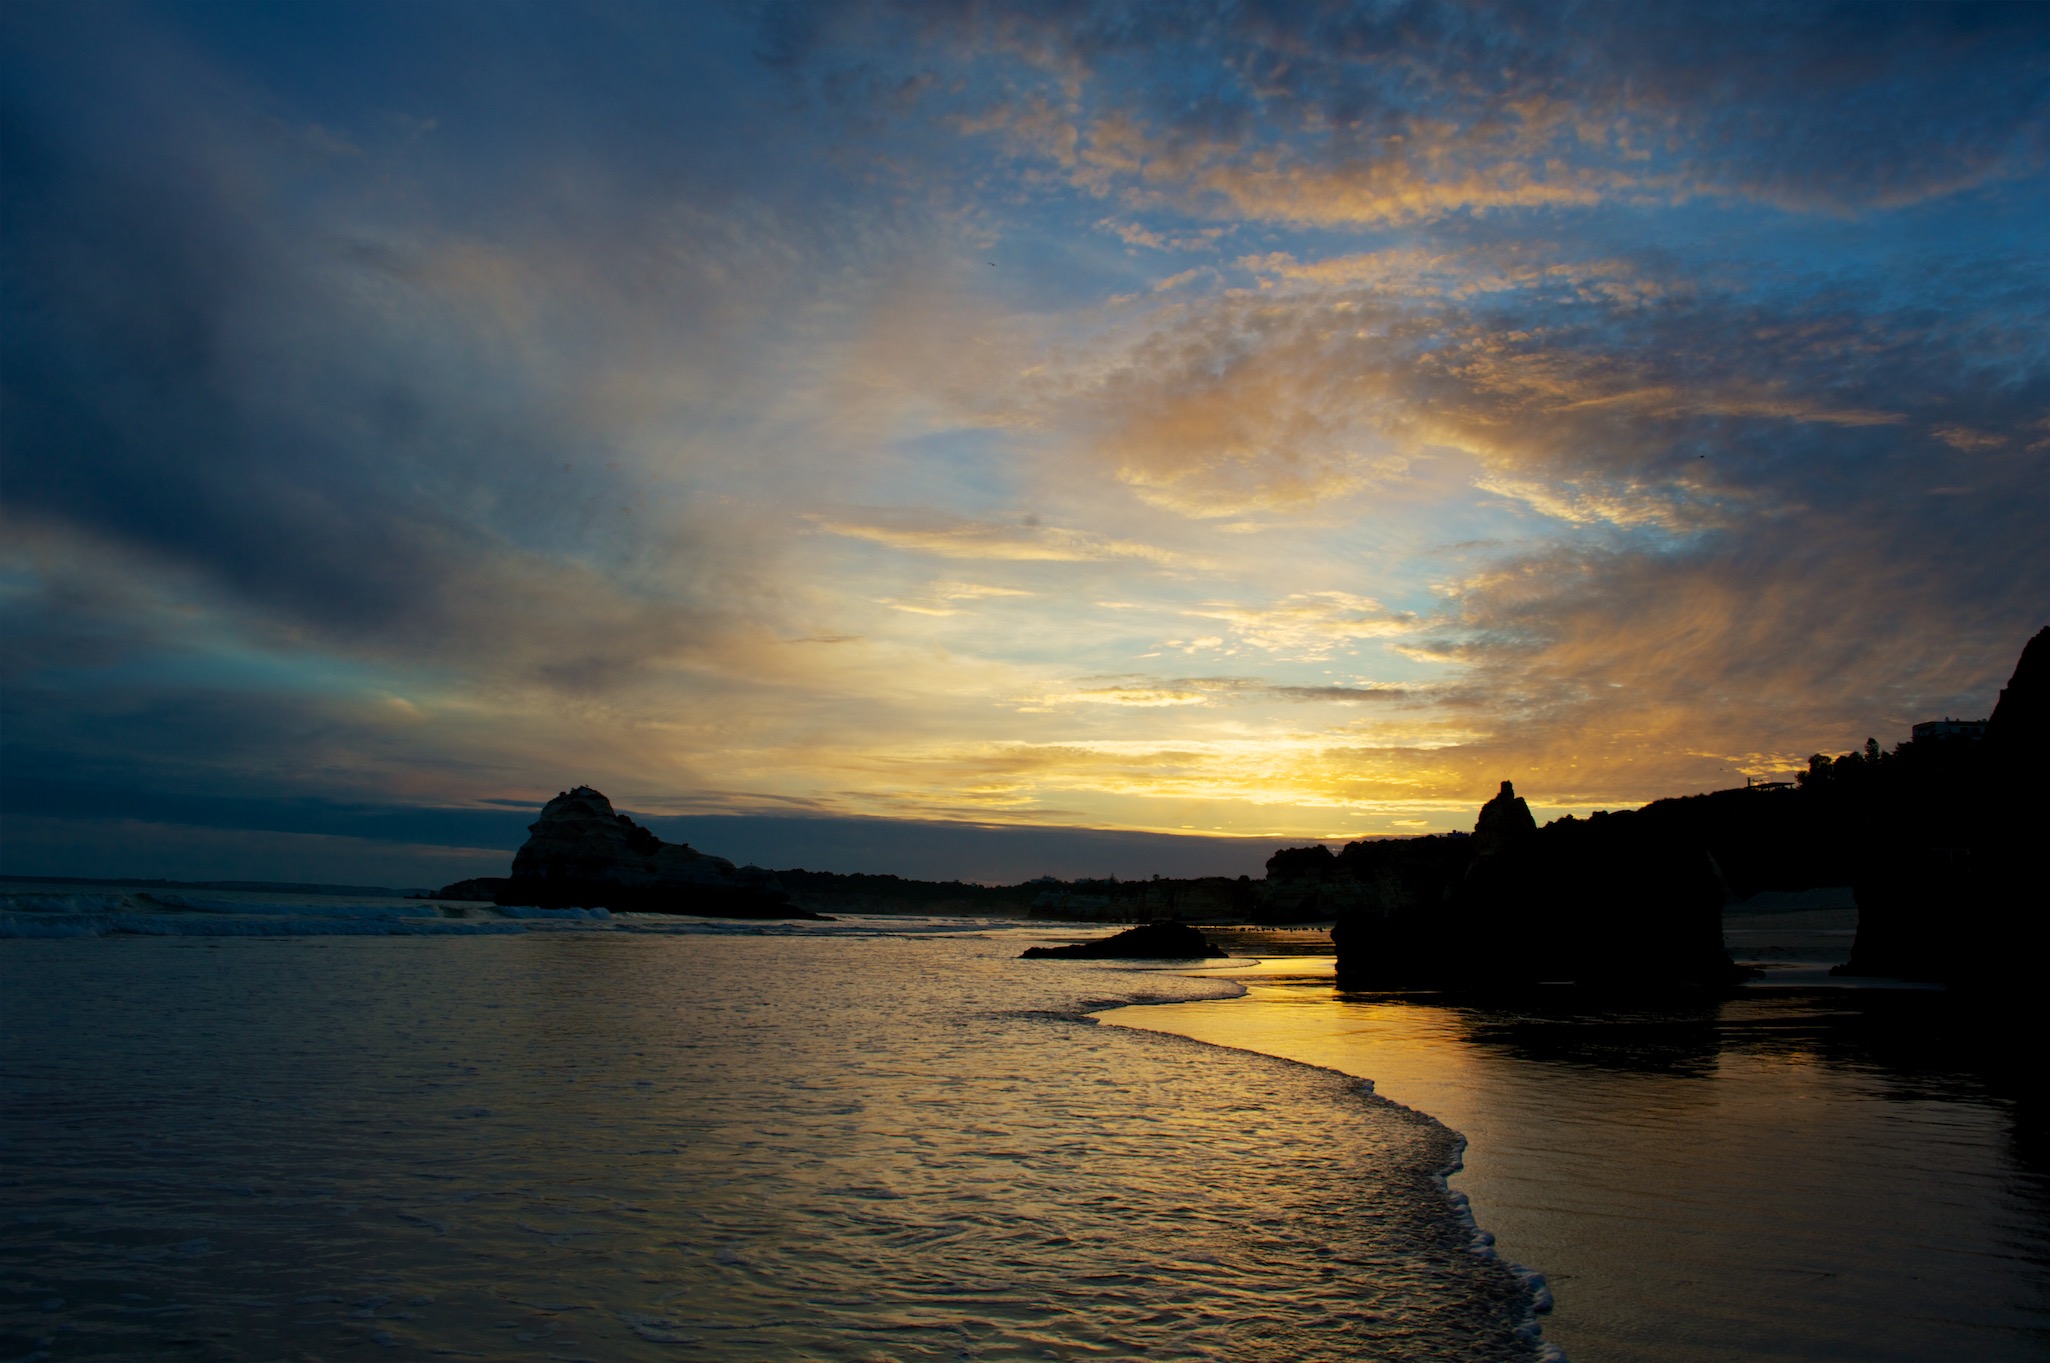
[1020,920,1226,960]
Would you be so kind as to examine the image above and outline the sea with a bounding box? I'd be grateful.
[3,884,2046,1361]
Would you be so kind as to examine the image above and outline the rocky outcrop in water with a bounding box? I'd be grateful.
[1333,782,1739,990]
[1020,920,1227,959]
[1327,629,2049,992]
[495,787,823,918]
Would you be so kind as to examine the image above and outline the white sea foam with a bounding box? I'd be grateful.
[1403,1097,1566,1360]
[0,888,1014,941]
[0,889,532,939]
[143,892,444,918]
[0,910,532,939]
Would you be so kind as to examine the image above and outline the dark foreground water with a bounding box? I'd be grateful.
[1106,954,2050,1363]
[0,923,1551,1362]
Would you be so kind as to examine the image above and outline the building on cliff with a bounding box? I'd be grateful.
[1910,717,1988,744]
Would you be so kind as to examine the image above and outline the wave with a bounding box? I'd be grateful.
[0,890,1014,941]
[1435,1126,1563,1361]
[0,909,536,939]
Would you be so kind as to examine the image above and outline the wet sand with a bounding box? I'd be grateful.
[1099,942,2050,1362]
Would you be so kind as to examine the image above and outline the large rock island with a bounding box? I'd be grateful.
[480,786,823,918]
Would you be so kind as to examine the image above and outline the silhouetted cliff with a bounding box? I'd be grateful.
[1331,627,2048,992]
[1333,782,1739,990]
[1837,626,2048,982]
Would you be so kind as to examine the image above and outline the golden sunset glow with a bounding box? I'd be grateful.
[3,3,2043,881]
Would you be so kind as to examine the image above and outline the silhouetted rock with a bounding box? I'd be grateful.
[1020,920,1227,959]
[1471,780,1537,859]
[1329,629,2047,994]
[1334,781,1740,990]
[1840,626,2049,983]
[497,786,822,918]
[1985,625,2050,759]
[1258,844,1372,920]
[1265,844,1337,880]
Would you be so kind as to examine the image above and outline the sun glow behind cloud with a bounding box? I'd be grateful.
[2,1,2045,877]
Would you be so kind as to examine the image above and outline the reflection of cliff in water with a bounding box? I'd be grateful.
[1367,988,2045,1111]
[1377,996,1725,1077]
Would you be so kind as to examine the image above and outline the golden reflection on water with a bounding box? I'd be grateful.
[1098,958,2050,1363]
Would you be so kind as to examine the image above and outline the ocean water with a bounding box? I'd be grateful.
[0,913,1553,1361]
[0,884,607,938]
[1106,956,2050,1363]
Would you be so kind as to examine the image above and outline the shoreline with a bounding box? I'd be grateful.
[1089,955,1565,1362]
[1094,953,2048,1363]
[4,923,1570,1361]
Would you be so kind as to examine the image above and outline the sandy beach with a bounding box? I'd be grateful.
[1100,930,2049,1363]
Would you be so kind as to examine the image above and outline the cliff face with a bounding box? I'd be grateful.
[1843,626,2049,982]
[1331,628,2047,992]
[498,787,817,917]
[1985,625,2050,760]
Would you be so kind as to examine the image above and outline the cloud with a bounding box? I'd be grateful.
[877,582,1034,616]
[811,513,1197,565]
[3,1,2046,872]
[932,3,2050,223]
[1470,475,1713,532]
[1932,425,2009,453]
[1180,593,1420,659]
[1034,673,1409,708]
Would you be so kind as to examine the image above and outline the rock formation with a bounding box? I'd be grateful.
[493,786,822,918]
[1327,628,2047,992]
[1020,920,1227,959]
[1840,625,2048,983]
[1984,625,2050,758]
[1470,780,1537,858]
[1259,846,1375,921]
[1333,782,1739,990]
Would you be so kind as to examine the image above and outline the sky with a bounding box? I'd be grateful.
[4,1,2047,886]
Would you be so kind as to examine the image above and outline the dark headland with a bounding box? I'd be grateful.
[1327,626,2048,993]
[429,629,2047,990]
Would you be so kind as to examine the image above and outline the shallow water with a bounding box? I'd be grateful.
[1,925,1550,1361]
[1103,957,2050,1363]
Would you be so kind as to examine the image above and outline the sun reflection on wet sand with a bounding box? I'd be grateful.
[1098,958,2050,1363]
